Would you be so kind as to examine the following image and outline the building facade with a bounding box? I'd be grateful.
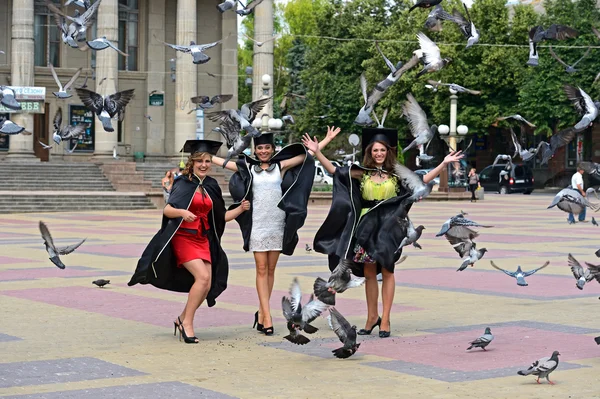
[0,0,238,162]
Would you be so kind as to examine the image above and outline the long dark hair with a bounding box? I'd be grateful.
[362,141,397,172]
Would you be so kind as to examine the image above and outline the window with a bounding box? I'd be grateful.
[118,0,139,71]
[34,0,61,67]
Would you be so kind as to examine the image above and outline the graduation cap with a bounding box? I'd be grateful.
[361,127,398,156]
[253,133,274,146]
[181,139,222,156]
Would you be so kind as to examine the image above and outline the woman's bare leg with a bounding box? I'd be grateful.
[179,259,212,340]
[380,268,395,332]
[254,252,271,328]
[363,262,380,329]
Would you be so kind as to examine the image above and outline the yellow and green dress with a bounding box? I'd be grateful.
[353,173,399,264]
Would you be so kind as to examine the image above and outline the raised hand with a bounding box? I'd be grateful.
[325,125,341,141]
[301,133,320,154]
[443,150,464,165]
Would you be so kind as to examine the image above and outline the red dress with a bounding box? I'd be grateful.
[171,190,213,266]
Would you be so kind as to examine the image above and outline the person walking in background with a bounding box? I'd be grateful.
[161,170,174,202]
[568,164,587,224]
[468,167,480,202]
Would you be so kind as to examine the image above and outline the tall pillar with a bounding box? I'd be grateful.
[93,0,119,159]
[7,0,35,159]
[252,0,273,117]
[146,0,167,158]
[448,93,458,152]
[174,0,197,154]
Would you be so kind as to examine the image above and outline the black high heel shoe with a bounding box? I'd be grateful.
[357,317,381,335]
[253,311,264,332]
[180,324,199,344]
[262,317,274,336]
[173,316,183,336]
[379,320,391,338]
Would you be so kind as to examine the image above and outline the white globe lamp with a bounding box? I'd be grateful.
[268,118,283,130]
[261,74,271,85]
[457,125,469,135]
[438,124,450,135]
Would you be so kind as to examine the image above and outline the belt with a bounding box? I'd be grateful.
[180,228,198,235]
[362,199,383,209]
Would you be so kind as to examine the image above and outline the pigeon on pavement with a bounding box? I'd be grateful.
[592,217,598,226]
[92,279,110,288]
[282,278,328,345]
[568,253,600,290]
[39,221,86,269]
[305,244,312,252]
[313,259,365,306]
[490,260,550,286]
[517,351,560,385]
[328,308,360,359]
[467,327,494,350]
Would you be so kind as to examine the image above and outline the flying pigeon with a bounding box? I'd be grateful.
[426,80,481,95]
[236,0,265,16]
[47,3,84,47]
[596,249,600,258]
[372,108,389,129]
[39,221,86,269]
[75,88,135,132]
[493,114,536,128]
[402,93,437,153]
[354,45,419,126]
[409,0,443,13]
[563,85,599,130]
[92,279,110,288]
[510,128,538,162]
[492,154,513,170]
[548,45,590,74]
[48,63,81,99]
[517,351,560,385]
[0,119,26,135]
[0,86,22,110]
[424,5,447,31]
[305,244,312,252]
[52,107,87,145]
[395,217,425,251]
[187,94,233,113]
[528,24,578,66]
[282,115,295,125]
[446,234,487,271]
[490,260,550,286]
[415,32,452,76]
[242,33,279,47]
[48,0,103,43]
[282,278,328,345]
[535,127,578,166]
[64,141,78,153]
[568,253,600,290]
[158,38,222,65]
[313,259,365,306]
[467,327,494,350]
[38,140,53,150]
[579,161,600,178]
[439,3,480,48]
[592,217,598,226]
[436,214,492,239]
[547,187,600,216]
[393,162,436,203]
[328,308,360,359]
[216,0,236,12]
[65,0,91,9]
[86,36,129,56]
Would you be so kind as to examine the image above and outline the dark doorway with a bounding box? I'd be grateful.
[34,103,50,161]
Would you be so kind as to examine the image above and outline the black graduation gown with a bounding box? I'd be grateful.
[128,175,228,307]
[313,165,413,277]
[228,143,315,256]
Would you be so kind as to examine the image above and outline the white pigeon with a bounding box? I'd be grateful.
[48,63,82,99]
[415,32,452,76]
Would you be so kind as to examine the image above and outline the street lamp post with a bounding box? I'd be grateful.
[438,90,469,192]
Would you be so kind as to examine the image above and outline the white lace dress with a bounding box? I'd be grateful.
[249,164,286,252]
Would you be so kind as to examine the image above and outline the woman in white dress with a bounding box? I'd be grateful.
[211,127,341,335]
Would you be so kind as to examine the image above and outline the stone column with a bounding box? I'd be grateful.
[173,0,197,154]
[7,0,35,159]
[93,0,119,159]
[252,0,273,117]
[145,0,167,158]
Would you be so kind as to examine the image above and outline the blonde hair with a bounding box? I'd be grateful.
[182,152,211,179]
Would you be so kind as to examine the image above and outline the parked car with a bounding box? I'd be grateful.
[478,163,534,194]
[415,169,440,186]
[314,161,334,184]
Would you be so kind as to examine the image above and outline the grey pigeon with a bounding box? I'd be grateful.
[0,119,25,135]
[211,120,254,169]
[282,115,295,125]
[536,127,578,166]
[492,154,513,170]
[158,38,222,65]
[402,93,437,154]
[596,249,600,258]
[446,234,487,271]
[65,0,91,9]
[313,259,365,306]
[92,279,110,288]
[568,253,600,290]
[216,0,236,13]
[395,217,425,251]
[579,161,600,178]
[549,45,590,73]
[75,88,135,132]
[528,24,578,66]
[327,308,360,359]
[409,0,443,13]
[439,3,480,48]
[517,351,560,385]
[39,140,53,150]
[490,260,550,286]
[354,45,419,126]
[48,63,81,99]
[282,278,329,345]
[77,73,89,89]
[47,3,82,48]
[236,0,265,16]
[510,128,537,162]
[494,114,536,128]
[393,162,435,203]
[415,32,452,77]
[52,0,102,42]
[187,94,233,113]
[467,327,494,350]
[39,221,86,269]
[52,107,87,145]
[305,244,312,252]
[86,36,128,56]
[595,336,600,345]
[563,85,599,130]
[0,86,22,110]
[424,5,447,31]
[547,188,600,215]
[242,33,279,47]
[436,214,492,239]
[427,79,481,95]
[592,217,598,226]
[371,108,389,129]
[64,142,78,153]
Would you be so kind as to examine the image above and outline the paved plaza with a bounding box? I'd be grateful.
[1,194,599,398]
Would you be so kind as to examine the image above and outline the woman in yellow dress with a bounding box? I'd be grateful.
[303,129,463,338]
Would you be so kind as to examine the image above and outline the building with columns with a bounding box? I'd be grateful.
[0,0,238,162]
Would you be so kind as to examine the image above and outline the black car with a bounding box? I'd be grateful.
[478,163,534,194]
